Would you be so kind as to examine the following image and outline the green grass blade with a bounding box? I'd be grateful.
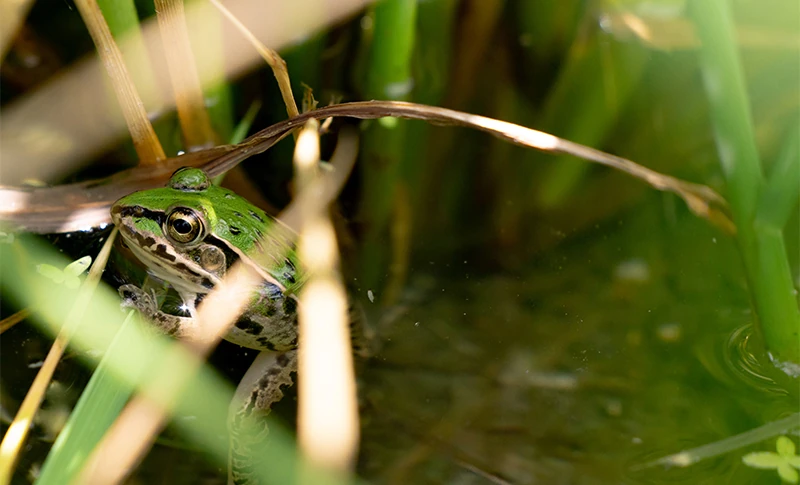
[36,312,142,485]
[689,0,764,220]
[213,100,263,186]
[230,100,263,145]
[404,0,457,205]
[358,0,418,291]
[757,123,800,230]
[690,0,800,367]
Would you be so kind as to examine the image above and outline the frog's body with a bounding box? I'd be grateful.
[112,168,302,353]
[111,168,366,485]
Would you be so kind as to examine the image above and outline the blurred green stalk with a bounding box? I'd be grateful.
[379,0,456,303]
[534,34,648,208]
[403,0,457,204]
[37,312,142,485]
[690,0,800,369]
[515,0,581,63]
[757,124,800,231]
[418,0,503,236]
[96,0,139,40]
[358,0,417,292]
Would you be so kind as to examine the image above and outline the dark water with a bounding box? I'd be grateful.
[2,192,796,485]
[356,191,797,485]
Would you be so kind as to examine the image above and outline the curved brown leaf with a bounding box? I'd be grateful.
[0,101,733,234]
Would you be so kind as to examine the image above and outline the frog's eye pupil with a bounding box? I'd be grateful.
[166,208,204,244]
[173,219,192,234]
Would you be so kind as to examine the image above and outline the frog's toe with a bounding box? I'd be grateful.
[118,284,141,301]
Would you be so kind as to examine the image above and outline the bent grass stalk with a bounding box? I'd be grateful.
[154,0,219,149]
[96,0,164,115]
[74,0,165,164]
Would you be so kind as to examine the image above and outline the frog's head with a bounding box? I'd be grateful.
[111,167,299,294]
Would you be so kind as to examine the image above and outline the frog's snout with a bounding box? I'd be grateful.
[110,200,143,223]
[110,202,123,225]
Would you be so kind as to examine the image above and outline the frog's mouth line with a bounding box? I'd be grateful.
[111,204,291,297]
[116,217,218,294]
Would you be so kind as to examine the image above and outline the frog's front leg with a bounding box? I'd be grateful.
[228,350,297,485]
[118,284,202,339]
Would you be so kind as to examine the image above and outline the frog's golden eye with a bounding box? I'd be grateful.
[165,208,204,244]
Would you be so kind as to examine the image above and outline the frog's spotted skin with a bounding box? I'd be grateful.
[227,350,297,485]
[112,168,369,484]
[112,168,303,352]
[111,168,302,485]
[112,168,301,295]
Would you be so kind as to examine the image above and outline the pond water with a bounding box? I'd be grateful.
[356,191,797,485]
[1,184,795,485]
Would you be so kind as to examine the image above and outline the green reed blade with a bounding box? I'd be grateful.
[690,0,799,367]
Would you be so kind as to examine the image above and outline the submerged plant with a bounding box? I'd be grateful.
[743,436,800,484]
[36,256,92,290]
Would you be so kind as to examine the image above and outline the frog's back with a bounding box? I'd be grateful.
[167,168,302,292]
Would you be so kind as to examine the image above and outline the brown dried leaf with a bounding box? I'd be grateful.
[0,101,733,234]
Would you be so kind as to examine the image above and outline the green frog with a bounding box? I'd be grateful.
[110,167,367,485]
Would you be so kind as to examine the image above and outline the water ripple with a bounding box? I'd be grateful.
[697,322,788,396]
